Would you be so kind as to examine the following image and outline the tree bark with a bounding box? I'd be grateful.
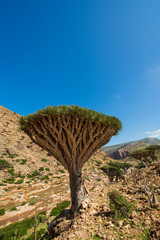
[69,170,85,212]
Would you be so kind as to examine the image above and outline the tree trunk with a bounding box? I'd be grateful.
[69,170,85,212]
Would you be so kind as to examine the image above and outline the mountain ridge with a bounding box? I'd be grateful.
[102,137,160,156]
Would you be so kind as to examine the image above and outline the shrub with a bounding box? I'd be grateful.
[20,159,27,165]
[108,190,135,219]
[26,228,46,240]
[0,217,36,240]
[41,175,49,180]
[7,168,15,176]
[39,167,44,171]
[27,170,40,178]
[11,207,17,211]
[50,200,70,216]
[0,159,11,170]
[2,178,15,184]
[0,209,5,216]
[15,179,24,184]
[41,158,48,162]
[37,212,47,223]
[9,154,18,158]
[45,168,50,171]
[21,202,26,206]
[58,169,65,173]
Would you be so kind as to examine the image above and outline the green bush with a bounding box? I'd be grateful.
[45,168,50,171]
[2,177,15,184]
[50,200,70,216]
[20,159,27,165]
[9,154,18,158]
[108,189,135,219]
[0,159,11,170]
[11,207,17,211]
[38,213,47,223]
[0,217,36,240]
[39,167,44,171]
[41,158,48,162]
[27,170,40,178]
[26,228,46,240]
[108,161,132,170]
[15,179,24,184]
[7,167,15,176]
[21,202,26,206]
[41,175,49,180]
[0,209,5,216]
[58,169,65,173]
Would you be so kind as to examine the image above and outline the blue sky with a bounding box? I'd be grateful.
[0,0,160,145]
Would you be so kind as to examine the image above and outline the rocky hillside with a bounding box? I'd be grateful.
[0,106,160,240]
[102,138,160,160]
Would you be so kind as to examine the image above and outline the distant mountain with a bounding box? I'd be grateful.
[102,138,160,159]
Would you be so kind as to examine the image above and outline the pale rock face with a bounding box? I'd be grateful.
[109,149,129,160]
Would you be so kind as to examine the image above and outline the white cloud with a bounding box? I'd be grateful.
[145,129,160,138]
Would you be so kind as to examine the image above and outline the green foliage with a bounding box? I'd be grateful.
[0,183,7,186]
[25,228,46,240]
[41,175,49,180]
[19,105,122,135]
[45,168,50,171]
[27,170,40,178]
[129,149,150,160]
[58,169,65,173]
[8,154,18,158]
[7,167,15,176]
[0,209,5,216]
[39,167,44,171]
[21,202,26,206]
[20,159,27,165]
[0,159,11,170]
[15,179,24,184]
[93,234,103,239]
[11,207,17,211]
[108,189,135,219]
[37,211,47,223]
[108,161,132,170]
[135,163,145,169]
[0,217,36,240]
[2,177,15,184]
[50,200,70,216]
[41,158,48,162]
[101,165,124,181]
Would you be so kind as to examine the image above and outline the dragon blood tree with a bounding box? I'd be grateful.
[129,149,150,168]
[19,105,122,212]
[146,145,160,162]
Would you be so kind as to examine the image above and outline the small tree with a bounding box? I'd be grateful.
[146,145,160,162]
[108,161,132,173]
[19,105,122,212]
[129,149,150,168]
[101,165,124,182]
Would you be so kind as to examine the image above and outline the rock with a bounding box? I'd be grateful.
[81,198,91,209]
[0,189,5,194]
[130,210,138,219]
[117,220,123,228]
